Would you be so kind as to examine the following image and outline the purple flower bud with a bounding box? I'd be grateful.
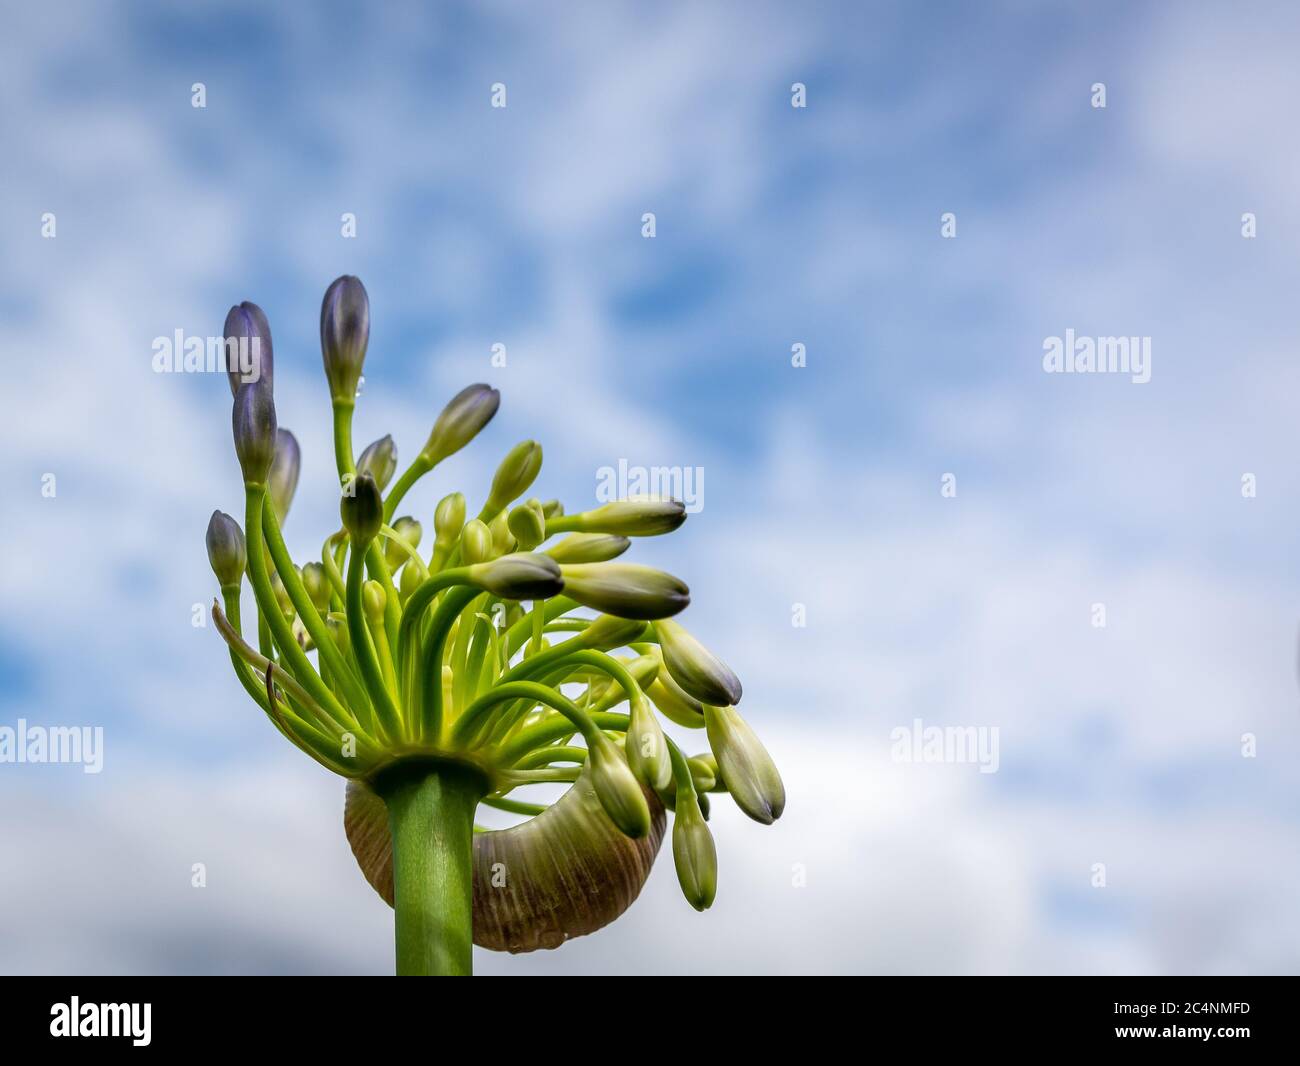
[222,302,272,395]
[205,510,246,587]
[320,275,370,402]
[267,428,301,523]
[356,434,398,491]
[232,379,277,487]
[420,384,501,466]
[340,472,383,545]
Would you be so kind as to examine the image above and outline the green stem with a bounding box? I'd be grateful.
[377,761,486,977]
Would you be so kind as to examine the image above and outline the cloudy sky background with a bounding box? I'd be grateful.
[3,0,1300,974]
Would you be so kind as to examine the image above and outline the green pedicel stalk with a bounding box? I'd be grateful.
[206,277,784,976]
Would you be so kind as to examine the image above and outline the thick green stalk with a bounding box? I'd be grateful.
[378,761,486,976]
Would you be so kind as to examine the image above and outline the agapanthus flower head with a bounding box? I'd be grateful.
[206,276,783,976]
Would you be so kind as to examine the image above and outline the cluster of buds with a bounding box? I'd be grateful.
[206,276,784,972]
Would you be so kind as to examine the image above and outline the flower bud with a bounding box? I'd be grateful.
[672,800,717,911]
[507,500,546,551]
[646,674,706,728]
[205,510,246,587]
[703,704,785,824]
[581,614,648,651]
[384,515,423,570]
[363,579,387,623]
[575,499,686,536]
[559,564,689,621]
[626,698,672,791]
[461,518,492,564]
[434,492,466,547]
[486,440,542,513]
[301,561,332,613]
[654,618,742,707]
[356,434,398,492]
[222,302,272,395]
[540,499,564,518]
[687,754,716,793]
[232,379,277,487]
[545,533,631,564]
[420,383,501,466]
[267,428,301,523]
[468,553,564,601]
[399,557,426,604]
[270,570,295,620]
[320,275,369,402]
[340,472,383,545]
[588,736,651,839]
[490,510,516,555]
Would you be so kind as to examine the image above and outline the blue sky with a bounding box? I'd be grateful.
[3,0,1300,974]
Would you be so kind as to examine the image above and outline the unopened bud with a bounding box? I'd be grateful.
[320,275,369,402]
[356,434,398,492]
[301,561,332,613]
[340,472,383,545]
[626,698,672,791]
[672,799,717,911]
[545,533,631,564]
[559,564,689,621]
[507,500,546,551]
[362,580,387,623]
[574,499,686,536]
[419,383,501,465]
[205,510,246,587]
[232,378,277,487]
[588,735,652,839]
[384,515,423,570]
[703,704,784,824]
[467,553,564,600]
[581,614,649,651]
[222,301,272,395]
[490,510,516,555]
[654,618,742,707]
[434,492,466,549]
[461,518,492,564]
[646,671,706,728]
[486,440,542,513]
[267,428,301,523]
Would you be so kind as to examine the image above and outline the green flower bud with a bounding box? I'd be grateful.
[232,378,277,487]
[434,492,466,548]
[580,614,649,651]
[654,618,742,707]
[362,579,387,623]
[672,799,717,911]
[490,510,516,555]
[588,735,651,839]
[559,564,689,621]
[267,428,301,523]
[576,499,686,536]
[419,383,501,466]
[301,561,332,613]
[539,498,564,518]
[626,698,672,791]
[270,570,296,620]
[468,553,564,600]
[703,704,785,825]
[320,275,369,402]
[399,557,426,604]
[646,674,706,728]
[545,533,631,564]
[507,500,546,551]
[384,515,423,570]
[205,510,246,588]
[340,472,383,545]
[687,755,716,793]
[356,434,398,492]
[486,440,542,513]
[461,518,492,564]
